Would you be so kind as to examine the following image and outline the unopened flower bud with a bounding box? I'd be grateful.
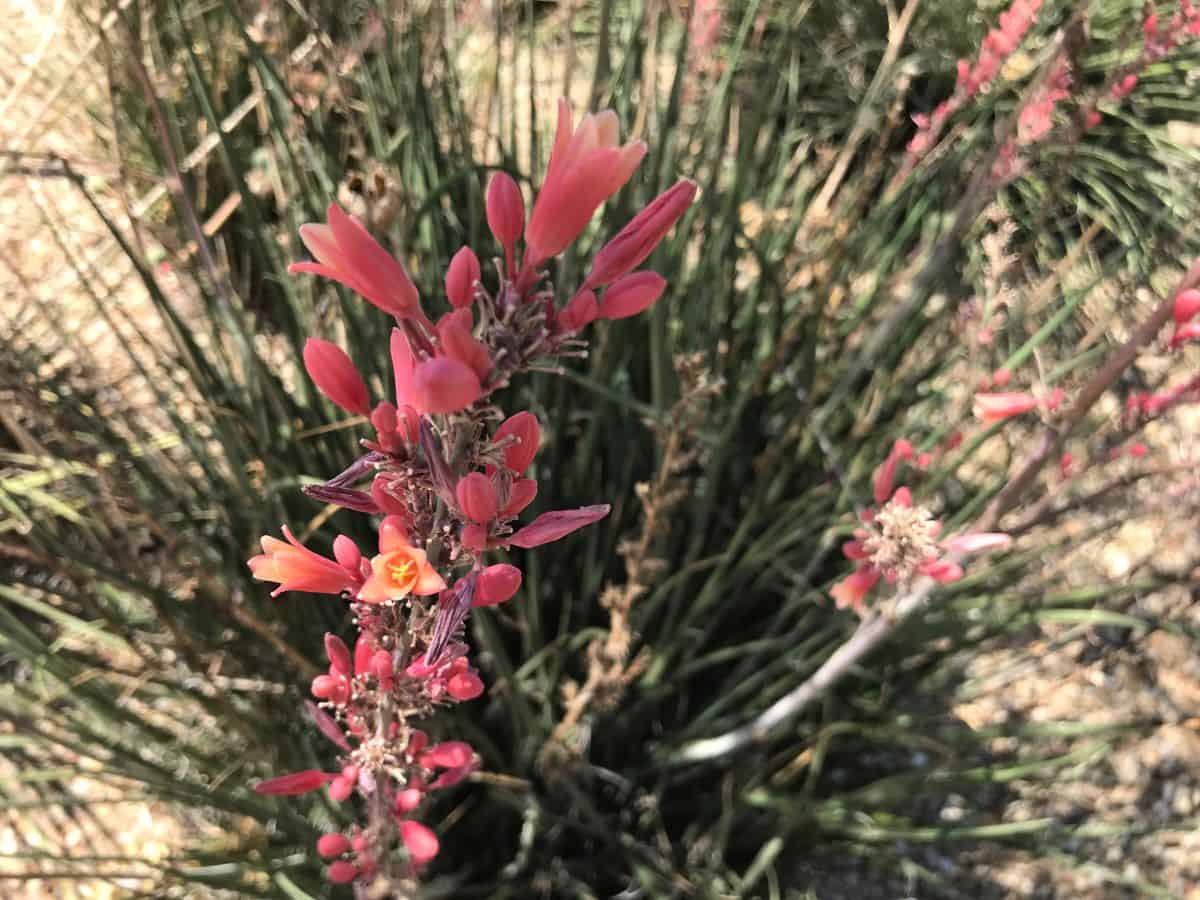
[311,674,349,705]
[317,833,351,859]
[326,860,359,884]
[419,741,474,769]
[324,634,352,676]
[448,670,485,700]
[369,649,394,683]
[456,472,498,523]
[585,178,697,287]
[333,535,362,571]
[328,776,354,802]
[973,391,1039,422]
[1174,288,1200,325]
[399,820,440,866]
[412,357,482,414]
[395,788,424,813]
[445,246,481,308]
[475,564,522,606]
[354,636,376,676]
[486,172,525,258]
[303,339,370,415]
[598,271,667,320]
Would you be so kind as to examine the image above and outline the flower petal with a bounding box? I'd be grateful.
[507,505,610,548]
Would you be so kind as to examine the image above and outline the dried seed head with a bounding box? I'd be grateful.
[863,499,939,582]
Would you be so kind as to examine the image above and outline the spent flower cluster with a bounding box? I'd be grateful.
[247,98,696,891]
[831,438,1011,615]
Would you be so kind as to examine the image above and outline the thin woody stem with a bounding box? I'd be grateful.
[673,257,1200,765]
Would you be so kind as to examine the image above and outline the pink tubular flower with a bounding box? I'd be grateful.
[584,179,698,287]
[830,565,880,614]
[942,532,1012,555]
[398,820,439,866]
[503,478,538,516]
[507,505,611,548]
[391,328,482,415]
[447,668,484,700]
[413,358,482,414]
[248,526,361,597]
[303,338,371,415]
[973,391,1040,422]
[873,438,914,506]
[493,411,540,474]
[920,559,964,583]
[254,769,337,795]
[445,247,481,309]
[524,98,647,267]
[290,203,424,321]
[357,516,446,604]
[325,633,353,676]
[598,272,667,320]
[558,289,600,332]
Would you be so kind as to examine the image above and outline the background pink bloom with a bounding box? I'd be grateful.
[973,391,1039,422]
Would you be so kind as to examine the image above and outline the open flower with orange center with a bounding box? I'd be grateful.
[357,516,446,604]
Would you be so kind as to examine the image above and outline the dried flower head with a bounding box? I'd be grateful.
[862,496,940,582]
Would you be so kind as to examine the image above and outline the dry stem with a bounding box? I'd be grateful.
[543,354,720,766]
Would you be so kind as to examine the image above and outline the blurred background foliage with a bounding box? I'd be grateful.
[3,0,1200,896]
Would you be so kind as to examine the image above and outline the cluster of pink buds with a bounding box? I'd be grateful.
[1082,3,1200,128]
[246,98,696,889]
[1144,1,1200,62]
[905,0,1043,160]
[830,439,1011,615]
[1016,58,1071,145]
[959,0,1044,97]
[1126,373,1200,423]
[991,55,1074,181]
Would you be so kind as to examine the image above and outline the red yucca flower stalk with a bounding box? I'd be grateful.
[249,99,696,892]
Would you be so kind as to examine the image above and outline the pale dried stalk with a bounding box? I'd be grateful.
[675,257,1200,765]
[544,355,719,763]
